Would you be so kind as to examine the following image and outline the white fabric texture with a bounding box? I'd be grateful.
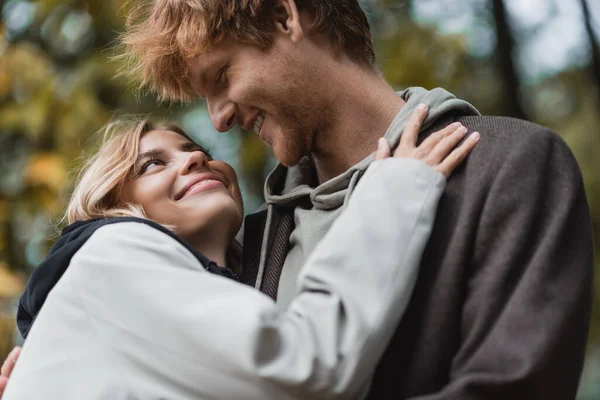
[4,158,445,400]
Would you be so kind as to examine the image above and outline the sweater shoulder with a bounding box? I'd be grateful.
[454,115,579,172]
[439,116,585,202]
[456,115,566,149]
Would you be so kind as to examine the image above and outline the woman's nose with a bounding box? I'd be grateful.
[180,151,209,175]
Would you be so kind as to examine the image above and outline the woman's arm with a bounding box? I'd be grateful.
[72,158,443,400]
[71,110,476,399]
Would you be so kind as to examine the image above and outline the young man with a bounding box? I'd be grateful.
[1,0,593,398]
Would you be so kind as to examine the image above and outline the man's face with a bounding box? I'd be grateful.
[188,36,332,167]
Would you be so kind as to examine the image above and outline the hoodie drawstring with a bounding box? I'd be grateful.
[255,203,274,290]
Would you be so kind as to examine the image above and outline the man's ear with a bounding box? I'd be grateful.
[273,0,303,43]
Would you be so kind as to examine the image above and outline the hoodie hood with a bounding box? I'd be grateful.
[264,87,480,210]
[17,217,237,338]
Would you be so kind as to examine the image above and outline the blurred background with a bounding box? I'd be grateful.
[0,0,599,397]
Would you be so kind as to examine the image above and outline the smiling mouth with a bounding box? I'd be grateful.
[253,112,265,135]
[179,179,225,200]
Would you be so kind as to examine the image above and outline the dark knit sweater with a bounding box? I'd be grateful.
[241,115,594,399]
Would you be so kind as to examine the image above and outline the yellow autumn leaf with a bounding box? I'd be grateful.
[33,187,65,216]
[0,56,10,98]
[7,43,54,95]
[26,153,68,192]
[0,262,25,298]
[0,82,57,142]
[240,133,270,172]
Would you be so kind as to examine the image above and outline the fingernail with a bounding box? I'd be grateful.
[470,132,481,141]
[458,126,468,134]
[417,103,428,111]
[378,137,386,148]
[451,122,462,128]
[10,347,20,362]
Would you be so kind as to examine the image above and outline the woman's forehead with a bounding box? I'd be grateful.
[140,129,195,149]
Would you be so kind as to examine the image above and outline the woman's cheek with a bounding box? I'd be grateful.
[135,177,171,208]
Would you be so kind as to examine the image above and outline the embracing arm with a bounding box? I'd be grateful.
[73,157,445,399]
[408,128,593,400]
[66,109,477,400]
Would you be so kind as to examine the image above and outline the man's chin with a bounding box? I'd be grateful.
[273,148,304,168]
[270,131,310,168]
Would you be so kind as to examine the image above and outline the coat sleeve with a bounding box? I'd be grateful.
[409,129,594,400]
[72,157,446,400]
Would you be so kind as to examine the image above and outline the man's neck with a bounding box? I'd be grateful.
[311,66,406,183]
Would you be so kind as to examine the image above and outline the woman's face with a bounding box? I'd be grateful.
[121,129,243,244]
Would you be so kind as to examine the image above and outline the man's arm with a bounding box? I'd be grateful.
[409,128,593,399]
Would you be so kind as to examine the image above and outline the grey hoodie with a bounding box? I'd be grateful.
[261,87,480,307]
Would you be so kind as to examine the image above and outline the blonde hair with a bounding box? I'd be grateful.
[65,117,243,273]
[120,0,375,102]
[65,118,189,224]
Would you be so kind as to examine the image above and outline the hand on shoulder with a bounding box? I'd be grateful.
[375,104,480,177]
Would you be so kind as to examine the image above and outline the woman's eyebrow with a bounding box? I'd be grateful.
[135,148,165,165]
[130,148,166,177]
[180,141,212,159]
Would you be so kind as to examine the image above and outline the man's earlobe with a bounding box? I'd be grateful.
[273,0,303,43]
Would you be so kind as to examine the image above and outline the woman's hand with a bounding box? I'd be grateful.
[375,104,479,177]
[0,346,21,398]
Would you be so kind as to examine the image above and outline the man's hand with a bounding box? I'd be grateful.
[0,346,21,398]
[375,103,480,177]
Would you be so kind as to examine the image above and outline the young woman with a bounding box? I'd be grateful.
[2,111,478,399]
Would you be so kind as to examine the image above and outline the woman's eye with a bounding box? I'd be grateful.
[140,160,164,174]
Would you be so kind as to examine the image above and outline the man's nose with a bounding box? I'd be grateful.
[180,151,210,175]
[208,98,237,132]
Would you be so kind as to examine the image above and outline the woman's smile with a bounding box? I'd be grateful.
[178,177,226,201]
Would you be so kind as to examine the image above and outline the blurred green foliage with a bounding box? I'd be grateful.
[0,0,599,397]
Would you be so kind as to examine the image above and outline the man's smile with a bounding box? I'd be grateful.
[253,111,265,135]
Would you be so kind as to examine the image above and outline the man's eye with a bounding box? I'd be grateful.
[216,66,228,85]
